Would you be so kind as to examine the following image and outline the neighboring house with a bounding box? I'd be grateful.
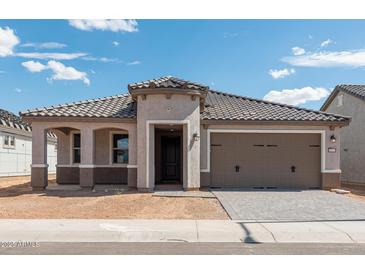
[0,108,57,177]
[321,85,365,186]
[21,76,350,191]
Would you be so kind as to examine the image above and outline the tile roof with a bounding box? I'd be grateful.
[203,90,349,123]
[21,94,136,119]
[21,76,350,124]
[128,76,209,92]
[321,85,365,110]
[1,108,56,138]
[337,85,365,100]
[0,108,32,132]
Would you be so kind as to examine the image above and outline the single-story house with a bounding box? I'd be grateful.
[21,76,350,191]
[321,85,365,186]
[0,108,57,177]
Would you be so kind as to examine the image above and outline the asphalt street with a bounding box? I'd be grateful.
[1,242,365,255]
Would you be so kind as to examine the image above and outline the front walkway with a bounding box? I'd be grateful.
[0,219,365,243]
[213,189,365,221]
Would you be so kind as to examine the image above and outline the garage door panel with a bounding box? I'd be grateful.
[211,133,321,188]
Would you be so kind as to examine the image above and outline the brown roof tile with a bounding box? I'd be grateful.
[21,76,350,124]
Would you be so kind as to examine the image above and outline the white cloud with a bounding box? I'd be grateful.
[82,56,120,63]
[15,52,87,60]
[22,60,47,72]
[263,87,330,106]
[320,39,333,48]
[282,49,365,68]
[268,68,295,79]
[112,41,119,46]
[127,60,141,65]
[20,42,67,49]
[14,88,21,93]
[0,27,20,57]
[291,47,306,56]
[21,60,90,86]
[47,60,90,85]
[69,19,138,32]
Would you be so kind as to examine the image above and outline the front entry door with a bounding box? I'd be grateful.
[161,136,181,182]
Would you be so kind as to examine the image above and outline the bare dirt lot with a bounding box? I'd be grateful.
[0,176,228,219]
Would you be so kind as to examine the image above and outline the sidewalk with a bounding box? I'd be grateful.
[0,220,365,243]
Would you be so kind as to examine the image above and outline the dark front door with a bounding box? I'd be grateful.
[161,136,181,182]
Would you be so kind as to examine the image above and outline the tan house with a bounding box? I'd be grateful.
[321,85,365,186]
[21,76,350,191]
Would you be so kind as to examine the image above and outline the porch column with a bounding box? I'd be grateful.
[127,126,138,188]
[31,124,48,190]
[79,127,95,189]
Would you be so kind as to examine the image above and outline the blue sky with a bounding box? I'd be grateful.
[1,19,365,114]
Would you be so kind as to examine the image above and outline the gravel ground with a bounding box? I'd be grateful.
[213,189,365,221]
[0,176,228,219]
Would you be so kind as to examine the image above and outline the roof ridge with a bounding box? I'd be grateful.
[21,92,129,115]
[128,76,209,91]
[208,89,349,119]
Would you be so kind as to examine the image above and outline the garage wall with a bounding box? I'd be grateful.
[200,124,341,188]
[210,133,321,188]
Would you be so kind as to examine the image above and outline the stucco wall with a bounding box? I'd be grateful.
[136,93,201,189]
[326,91,365,183]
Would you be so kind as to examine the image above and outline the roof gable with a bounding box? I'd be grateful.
[321,85,365,111]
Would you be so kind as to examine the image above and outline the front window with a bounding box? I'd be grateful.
[72,133,81,163]
[112,134,128,164]
[3,135,15,149]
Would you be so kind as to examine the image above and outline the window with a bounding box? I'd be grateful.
[3,135,15,149]
[72,133,81,164]
[112,134,128,164]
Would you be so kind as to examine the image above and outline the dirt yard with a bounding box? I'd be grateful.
[0,176,228,219]
[342,183,365,202]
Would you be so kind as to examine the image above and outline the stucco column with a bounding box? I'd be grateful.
[31,124,48,190]
[322,128,341,189]
[79,127,95,189]
[184,121,201,190]
[127,126,138,188]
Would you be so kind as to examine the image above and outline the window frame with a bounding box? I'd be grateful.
[3,134,15,149]
[70,131,81,165]
[109,130,129,165]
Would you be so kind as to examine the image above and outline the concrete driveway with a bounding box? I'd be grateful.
[213,189,365,221]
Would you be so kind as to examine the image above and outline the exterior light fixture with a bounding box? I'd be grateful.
[193,133,200,141]
[330,135,336,143]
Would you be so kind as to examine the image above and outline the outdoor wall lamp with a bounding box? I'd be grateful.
[330,135,336,143]
[193,133,200,141]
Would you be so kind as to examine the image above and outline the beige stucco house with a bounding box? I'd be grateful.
[321,85,365,186]
[21,76,350,191]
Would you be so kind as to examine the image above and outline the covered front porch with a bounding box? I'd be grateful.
[30,121,137,190]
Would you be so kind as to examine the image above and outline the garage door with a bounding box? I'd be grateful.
[211,133,321,188]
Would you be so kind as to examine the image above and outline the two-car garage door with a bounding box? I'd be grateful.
[211,133,321,189]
